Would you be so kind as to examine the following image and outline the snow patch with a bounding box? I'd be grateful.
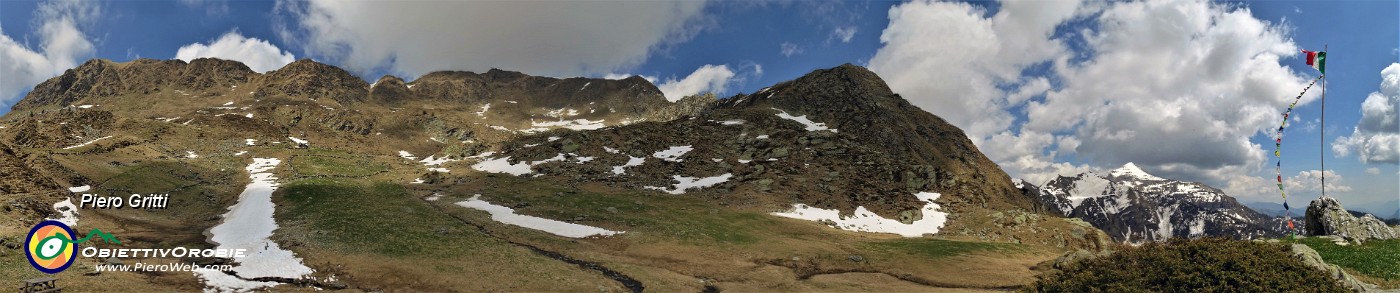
[1065,175,1111,209]
[651,145,693,162]
[611,156,645,175]
[68,185,91,193]
[287,137,308,145]
[195,158,314,290]
[245,139,257,146]
[1110,162,1164,181]
[644,173,733,194]
[62,136,113,150]
[475,103,491,117]
[420,155,455,166]
[772,192,947,237]
[456,195,622,238]
[398,151,417,161]
[523,119,606,133]
[49,198,79,227]
[471,155,565,176]
[773,108,836,132]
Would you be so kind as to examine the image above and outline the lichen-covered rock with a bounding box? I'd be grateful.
[1305,196,1399,243]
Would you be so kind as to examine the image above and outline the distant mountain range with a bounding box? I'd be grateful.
[1019,163,1291,243]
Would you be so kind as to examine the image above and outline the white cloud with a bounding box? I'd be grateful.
[275,0,709,79]
[871,0,1315,192]
[780,42,803,57]
[175,31,296,73]
[0,0,97,105]
[869,0,1090,183]
[1033,0,1309,181]
[655,64,735,102]
[870,0,1084,145]
[1283,170,1353,194]
[831,26,857,43]
[1333,63,1400,164]
[1367,167,1381,175]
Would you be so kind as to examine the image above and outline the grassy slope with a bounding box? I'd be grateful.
[422,174,1050,291]
[273,178,624,292]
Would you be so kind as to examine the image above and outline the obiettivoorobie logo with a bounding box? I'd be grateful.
[25,220,120,274]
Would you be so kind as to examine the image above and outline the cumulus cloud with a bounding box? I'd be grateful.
[0,0,97,106]
[1333,63,1400,164]
[869,0,1090,182]
[656,64,736,102]
[1036,0,1308,184]
[175,31,296,73]
[1283,170,1353,194]
[871,0,1313,189]
[605,64,743,102]
[1367,167,1381,175]
[274,0,709,79]
[870,0,1084,144]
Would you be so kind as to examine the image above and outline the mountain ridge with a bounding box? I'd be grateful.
[0,57,1117,291]
[1020,162,1289,242]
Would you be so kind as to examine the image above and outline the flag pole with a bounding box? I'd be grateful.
[1321,44,1327,199]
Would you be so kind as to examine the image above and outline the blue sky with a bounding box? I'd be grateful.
[1,0,1396,213]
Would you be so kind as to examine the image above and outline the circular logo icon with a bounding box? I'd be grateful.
[26,220,76,274]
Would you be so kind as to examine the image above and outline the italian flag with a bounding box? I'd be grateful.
[1302,49,1326,74]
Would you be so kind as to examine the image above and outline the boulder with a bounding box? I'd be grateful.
[1305,196,1399,243]
[1290,244,1372,292]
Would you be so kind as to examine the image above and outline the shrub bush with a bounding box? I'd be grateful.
[1032,237,1348,292]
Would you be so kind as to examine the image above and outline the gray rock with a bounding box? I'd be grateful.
[1290,244,1373,292]
[1306,196,1398,243]
[1052,249,1097,269]
[848,255,864,262]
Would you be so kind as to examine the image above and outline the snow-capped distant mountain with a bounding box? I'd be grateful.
[1019,163,1291,243]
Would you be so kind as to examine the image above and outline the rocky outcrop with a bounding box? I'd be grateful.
[13,59,124,110]
[1290,244,1373,292]
[645,93,717,121]
[1306,196,1399,243]
[256,59,370,106]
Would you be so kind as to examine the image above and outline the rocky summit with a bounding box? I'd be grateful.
[1018,163,1290,243]
[1306,196,1398,243]
[0,58,1112,291]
